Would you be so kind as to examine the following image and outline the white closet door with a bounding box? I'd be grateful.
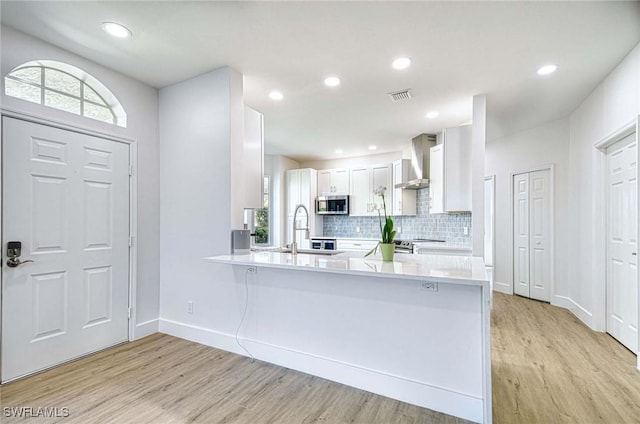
[513,169,551,302]
[1,117,130,382]
[513,173,530,297]
[528,170,551,302]
[606,133,638,353]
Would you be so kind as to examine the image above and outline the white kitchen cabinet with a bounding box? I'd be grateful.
[336,239,379,252]
[349,164,392,216]
[317,168,349,195]
[286,168,321,249]
[349,167,370,216]
[429,125,472,213]
[392,159,417,216]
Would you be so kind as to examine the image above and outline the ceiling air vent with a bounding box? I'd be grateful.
[388,88,412,102]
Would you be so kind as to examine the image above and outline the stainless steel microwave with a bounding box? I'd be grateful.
[316,195,349,215]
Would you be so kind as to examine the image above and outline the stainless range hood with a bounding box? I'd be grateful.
[395,133,437,189]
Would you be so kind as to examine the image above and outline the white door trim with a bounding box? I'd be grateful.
[0,108,139,350]
[484,175,495,268]
[593,117,639,365]
[510,164,555,301]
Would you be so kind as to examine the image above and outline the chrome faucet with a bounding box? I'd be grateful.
[291,204,310,255]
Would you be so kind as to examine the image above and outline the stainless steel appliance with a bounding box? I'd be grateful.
[310,237,337,251]
[316,195,349,215]
[394,133,437,190]
[393,238,445,254]
[231,229,251,254]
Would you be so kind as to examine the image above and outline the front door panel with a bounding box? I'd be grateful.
[1,117,130,382]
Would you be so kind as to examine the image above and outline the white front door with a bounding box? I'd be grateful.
[1,117,131,382]
[513,169,551,302]
[606,133,638,353]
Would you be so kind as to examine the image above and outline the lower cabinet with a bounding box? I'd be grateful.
[337,239,379,252]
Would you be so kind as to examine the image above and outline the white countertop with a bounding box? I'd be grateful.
[205,251,488,286]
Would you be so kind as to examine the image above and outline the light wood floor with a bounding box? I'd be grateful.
[1,292,639,423]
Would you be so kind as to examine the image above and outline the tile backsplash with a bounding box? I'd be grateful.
[322,187,472,245]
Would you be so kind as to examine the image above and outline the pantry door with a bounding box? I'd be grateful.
[606,132,638,353]
[513,169,551,302]
[1,117,130,382]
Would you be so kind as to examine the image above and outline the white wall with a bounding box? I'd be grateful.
[485,118,570,301]
[568,44,640,330]
[159,66,247,328]
[0,26,160,338]
[472,95,487,257]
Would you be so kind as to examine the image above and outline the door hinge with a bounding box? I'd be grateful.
[129,165,133,176]
[128,236,134,247]
[128,308,132,319]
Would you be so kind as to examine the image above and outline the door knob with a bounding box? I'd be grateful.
[6,241,33,267]
[633,252,637,256]
[6,258,34,268]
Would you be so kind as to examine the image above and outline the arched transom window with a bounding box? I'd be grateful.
[4,60,127,127]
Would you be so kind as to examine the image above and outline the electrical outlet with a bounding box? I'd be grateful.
[463,226,469,235]
[397,226,402,233]
[247,266,257,274]
[187,301,194,314]
[420,281,438,292]
[356,226,361,233]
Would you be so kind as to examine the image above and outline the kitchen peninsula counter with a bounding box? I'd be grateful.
[205,251,487,286]
[201,252,491,423]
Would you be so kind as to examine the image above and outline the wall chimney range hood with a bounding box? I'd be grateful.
[395,133,437,190]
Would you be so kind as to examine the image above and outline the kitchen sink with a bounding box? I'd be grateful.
[281,248,344,256]
[299,249,344,255]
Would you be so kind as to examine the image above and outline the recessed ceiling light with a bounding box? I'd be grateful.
[537,64,558,76]
[392,57,411,70]
[269,90,284,101]
[335,149,344,155]
[101,22,132,39]
[368,145,377,151]
[324,76,341,87]
[426,111,439,119]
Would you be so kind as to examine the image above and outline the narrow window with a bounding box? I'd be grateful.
[254,176,270,244]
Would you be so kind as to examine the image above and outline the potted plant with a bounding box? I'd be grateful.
[365,186,396,261]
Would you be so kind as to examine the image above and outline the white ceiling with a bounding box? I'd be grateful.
[1,1,639,161]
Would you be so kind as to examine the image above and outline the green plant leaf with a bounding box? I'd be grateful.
[364,242,380,257]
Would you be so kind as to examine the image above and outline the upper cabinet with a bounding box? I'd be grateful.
[286,168,321,248]
[318,168,349,195]
[429,125,472,213]
[349,164,392,216]
[244,106,264,209]
[286,168,316,217]
[392,159,417,216]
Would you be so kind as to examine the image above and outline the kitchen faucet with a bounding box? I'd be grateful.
[291,204,310,255]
